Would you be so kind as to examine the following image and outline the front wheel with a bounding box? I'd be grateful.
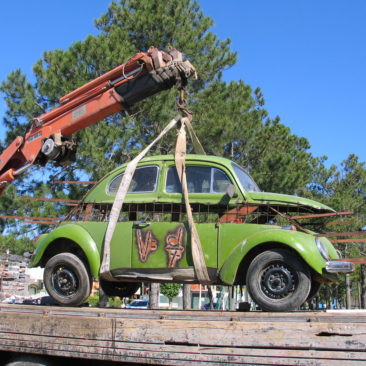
[44,253,91,306]
[246,249,311,312]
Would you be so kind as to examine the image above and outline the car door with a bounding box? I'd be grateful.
[130,163,233,281]
[108,165,160,275]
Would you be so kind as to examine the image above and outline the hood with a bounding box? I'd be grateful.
[246,191,335,212]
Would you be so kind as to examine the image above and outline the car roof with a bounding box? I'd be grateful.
[108,154,232,174]
[94,153,234,188]
[81,154,235,204]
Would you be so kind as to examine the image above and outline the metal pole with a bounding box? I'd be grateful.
[199,285,202,310]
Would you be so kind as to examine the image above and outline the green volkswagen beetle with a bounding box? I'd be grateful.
[30,154,354,311]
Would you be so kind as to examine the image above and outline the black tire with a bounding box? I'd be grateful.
[246,249,311,312]
[44,253,91,306]
[306,280,322,302]
[100,279,140,298]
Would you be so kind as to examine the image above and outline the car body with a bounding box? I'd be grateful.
[202,302,218,310]
[126,299,149,309]
[30,154,354,311]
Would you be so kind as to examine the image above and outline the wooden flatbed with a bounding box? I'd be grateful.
[0,304,366,365]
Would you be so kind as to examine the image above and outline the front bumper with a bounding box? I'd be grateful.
[326,260,355,273]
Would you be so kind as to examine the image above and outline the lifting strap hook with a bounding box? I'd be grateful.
[177,89,192,122]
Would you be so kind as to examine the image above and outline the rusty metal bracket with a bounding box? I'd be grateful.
[269,206,313,234]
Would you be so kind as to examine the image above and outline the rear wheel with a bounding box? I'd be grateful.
[246,249,311,312]
[44,253,91,306]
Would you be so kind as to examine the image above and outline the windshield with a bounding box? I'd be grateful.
[232,163,260,192]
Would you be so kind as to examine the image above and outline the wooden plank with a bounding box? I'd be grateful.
[1,334,365,365]
[1,309,366,350]
[333,258,366,264]
[2,331,366,360]
[331,238,366,243]
[1,306,366,364]
[219,205,258,223]
[84,203,93,221]
[0,215,62,221]
[3,304,366,323]
[4,304,366,323]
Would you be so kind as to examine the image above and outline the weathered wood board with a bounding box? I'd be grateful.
[1,305,366,365]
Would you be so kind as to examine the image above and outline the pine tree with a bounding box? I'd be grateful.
[307,154,366,308]
[0,0,236,237]
[0,0,331,241]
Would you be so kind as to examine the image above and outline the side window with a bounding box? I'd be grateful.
[187,166,211,193]
[108,166,158,194]
[165,166,231,194]
[166,167,182,193]
[212,168,231,193]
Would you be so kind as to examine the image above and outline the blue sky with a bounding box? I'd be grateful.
[0,0,365,168]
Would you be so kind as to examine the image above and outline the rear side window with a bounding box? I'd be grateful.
[166,166,231,193]
[108,166,158,194]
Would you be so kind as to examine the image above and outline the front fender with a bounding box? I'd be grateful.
[219,229,328,285]
[30,223,101,278]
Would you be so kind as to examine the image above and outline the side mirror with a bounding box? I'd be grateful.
[226,184,238,198]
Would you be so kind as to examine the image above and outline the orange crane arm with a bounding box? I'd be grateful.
[0,47,196,196]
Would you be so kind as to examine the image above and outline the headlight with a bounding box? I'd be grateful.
[316,237,330,260]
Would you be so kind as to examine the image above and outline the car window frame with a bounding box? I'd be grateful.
[164,164,232,195]
[107,165,160,195]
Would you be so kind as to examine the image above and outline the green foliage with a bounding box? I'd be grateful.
[305,154,366,308]
[0,234,34,255]
[0,1,313,209]
[193,80,314,193]
[160,283,181,302]
[109,296,123,308]
[95,0,236,87]
[0,0,238,239]
[86,293,100,307]
[86,292,123,308]
[0,70,41,148]
[306,154,365,243]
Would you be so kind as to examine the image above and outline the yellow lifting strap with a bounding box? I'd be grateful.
[100,114,210,284]
[174,117,210,284]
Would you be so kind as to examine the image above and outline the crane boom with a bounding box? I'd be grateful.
[0,46,196,196]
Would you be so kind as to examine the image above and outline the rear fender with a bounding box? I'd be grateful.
[30,224,101,278]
